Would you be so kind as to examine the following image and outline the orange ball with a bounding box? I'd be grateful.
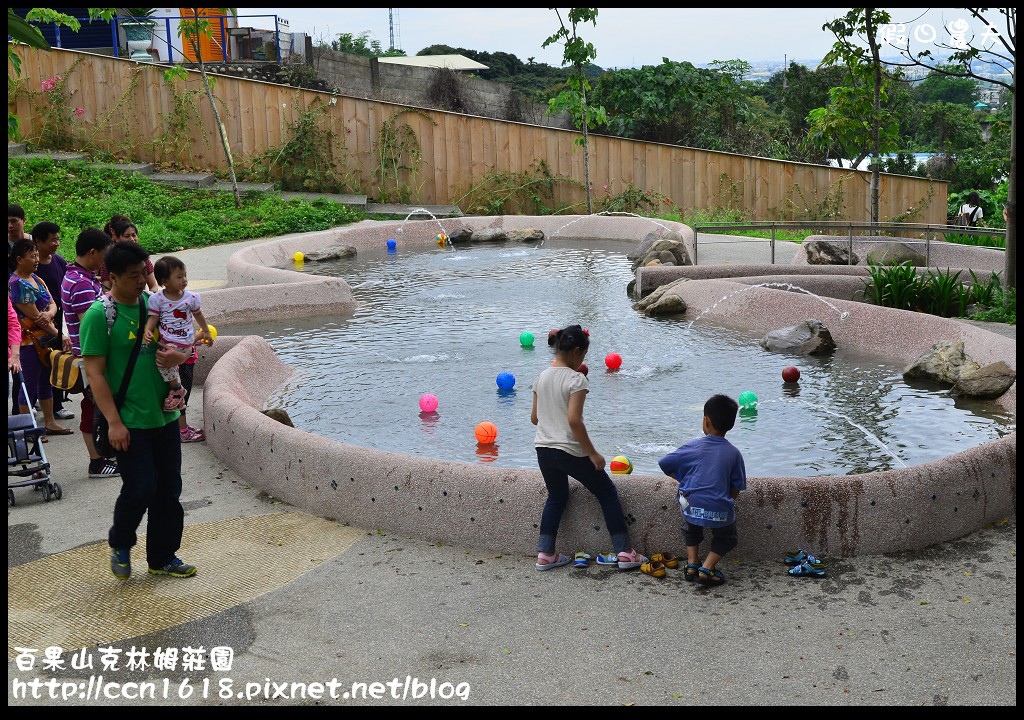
[474,421,498,444]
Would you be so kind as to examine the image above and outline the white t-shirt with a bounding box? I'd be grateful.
[959,203,983,223]
[532,366,588,455]
[147,288,201,349]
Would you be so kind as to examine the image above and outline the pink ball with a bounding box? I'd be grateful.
[605,352,622,370]
[782,366,800,383]
[419,393,439,412]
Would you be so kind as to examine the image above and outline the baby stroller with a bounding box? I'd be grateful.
[8,371,63,505]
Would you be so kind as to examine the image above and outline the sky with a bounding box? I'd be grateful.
[234,8,1006,69]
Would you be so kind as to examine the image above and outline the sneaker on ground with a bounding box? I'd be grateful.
[110,547,131,579]
[179,426,205,443]
[55,407,76,419]
[88,458,120,478]
[148,556,197,577]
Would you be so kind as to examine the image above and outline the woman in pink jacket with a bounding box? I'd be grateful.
[8,295,21,374]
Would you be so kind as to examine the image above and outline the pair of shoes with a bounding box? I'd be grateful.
[785,549,822,566]
[110,547,131,579]
[88,457,120,478]
[595,552,619,566]
[574,551,591,567]
[54,407,75,419]
[616,549,649,570]
[163,386,187,412]
[640,560,667,578]
[179,426,205,443]
[683,563,701,582]
[697,566,726,585]
[535,552,571,571]
[789,561,827,578]
[650,552,680,569]
[148,556,197,578]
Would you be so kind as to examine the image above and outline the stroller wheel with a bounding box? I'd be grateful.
[51,483,62,500]
[41,484,51,502]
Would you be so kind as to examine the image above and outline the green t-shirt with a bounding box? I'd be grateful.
[80,292,180,429]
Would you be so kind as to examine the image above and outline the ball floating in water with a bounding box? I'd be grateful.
[782,366,801,383]
[578,361,589,376]
[605,352,622,370]
[519,331,535,348]
[386,238,397,252]
[738,390,759,410]
[474,421,498,444]
[293,251,304,264]
[610,455,633,475]
[419,393,439,413]
[436,233,448,247]
[496,371,516,391]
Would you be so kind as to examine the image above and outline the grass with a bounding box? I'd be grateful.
[7,157,364,258]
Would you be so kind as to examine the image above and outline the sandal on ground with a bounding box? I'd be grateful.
[535,552,571,571]
[640,560,667,578]
[697,566,726,585]
[616,549,648,571]
[785,549,821,566]
[574,551,591,568]
[683,563,701,582]
[650,552,680,569]
[44,426,73,435]
[788,560,826,578]
[595,552,619,566]
[163,386,186,412]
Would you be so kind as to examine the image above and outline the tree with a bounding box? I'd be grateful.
[912,63,981,105]
[882,7,1015,289]
[543,7,605,214]
[914,101,983,154]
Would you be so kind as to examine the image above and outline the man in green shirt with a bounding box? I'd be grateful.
[81,241,196,579]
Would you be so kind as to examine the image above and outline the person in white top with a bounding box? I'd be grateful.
[530,324,648,572]
[957,192,984,226]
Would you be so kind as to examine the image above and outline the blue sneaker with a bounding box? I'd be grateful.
[110,547,131,579]
[148,556,197,578]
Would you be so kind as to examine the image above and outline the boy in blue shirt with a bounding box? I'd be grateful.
[658,394,747,586]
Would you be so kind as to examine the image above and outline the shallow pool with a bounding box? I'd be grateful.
[223,240,1014,477]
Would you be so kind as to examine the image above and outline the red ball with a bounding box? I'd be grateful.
[782,366,800,383]
[578,362,589,376]
[605,352,622,370]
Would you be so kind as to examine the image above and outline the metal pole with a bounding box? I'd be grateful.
[925,227,931,268]
[848,224,854,265]
[770,225,776,265]
[692,228,699,266]
[111,18,119,58]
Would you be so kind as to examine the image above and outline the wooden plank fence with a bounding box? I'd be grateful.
[9,46,948,223]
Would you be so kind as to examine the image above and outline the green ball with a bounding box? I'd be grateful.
[738,390,759,409]
[519,331,535,347]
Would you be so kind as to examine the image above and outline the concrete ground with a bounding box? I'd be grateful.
[8,231,1016,706]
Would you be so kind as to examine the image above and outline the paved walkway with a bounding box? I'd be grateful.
[8,232,1016,706]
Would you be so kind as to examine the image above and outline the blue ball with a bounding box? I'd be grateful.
[386,238,397,251]
[496,371,516,391]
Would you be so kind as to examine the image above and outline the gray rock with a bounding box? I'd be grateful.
[759,319,837,355]
[804,240,859,266]
[506,228,545,244]
[903,340,981,385]
[950,361,1016,399]
[470,228,507,243]
[447,228,474,245]
[632,277,689,316]
[630,234,691,272]
[866,241,926,267]
[303,245,357,262]
[262,408,295,427]
[627,231,663,261]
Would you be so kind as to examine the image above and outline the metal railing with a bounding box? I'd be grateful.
[691,221,1007,266]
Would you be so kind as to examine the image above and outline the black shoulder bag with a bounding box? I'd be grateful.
[93,302,147,456]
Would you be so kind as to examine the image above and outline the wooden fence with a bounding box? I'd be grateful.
[9,46,948,223]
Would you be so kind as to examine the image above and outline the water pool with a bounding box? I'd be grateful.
[223,240,1014,477]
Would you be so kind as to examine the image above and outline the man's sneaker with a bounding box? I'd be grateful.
[179,426,205,443]
[55,407,76,419]
[148,556,197,578]
[88,457,120,478]
[110,547,131,579]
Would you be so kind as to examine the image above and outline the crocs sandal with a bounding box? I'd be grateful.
[697,566,726,585]
[650,552,680,569]
[683,563,701,582]
[535,552,571,571]
[617,550,648,571]
[788,561,826,578]
[574,551,592,568]
[595,552,619,566]
[785,549,821,566]
[641,560,667,578]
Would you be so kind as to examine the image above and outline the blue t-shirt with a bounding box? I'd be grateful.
[659,435,747,528]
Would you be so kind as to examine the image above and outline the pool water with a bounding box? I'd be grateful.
[224,241,1014,477]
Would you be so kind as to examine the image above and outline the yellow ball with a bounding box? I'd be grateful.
[205,324,218,344]
[610,455,633,475]
[293,251,304,263]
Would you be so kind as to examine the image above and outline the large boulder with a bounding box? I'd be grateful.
[303,245,357,262]
[507,228,545,244]
[630,232,691,272]
[804,240,858,266]
[759,319,837,355]
[866,242,926,267]
[950,361,1016,399]
[627,231,662,261]
[903,340,980,385]
[632,277,689,316]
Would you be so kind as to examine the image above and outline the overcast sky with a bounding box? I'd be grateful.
[235,7,1004,68]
